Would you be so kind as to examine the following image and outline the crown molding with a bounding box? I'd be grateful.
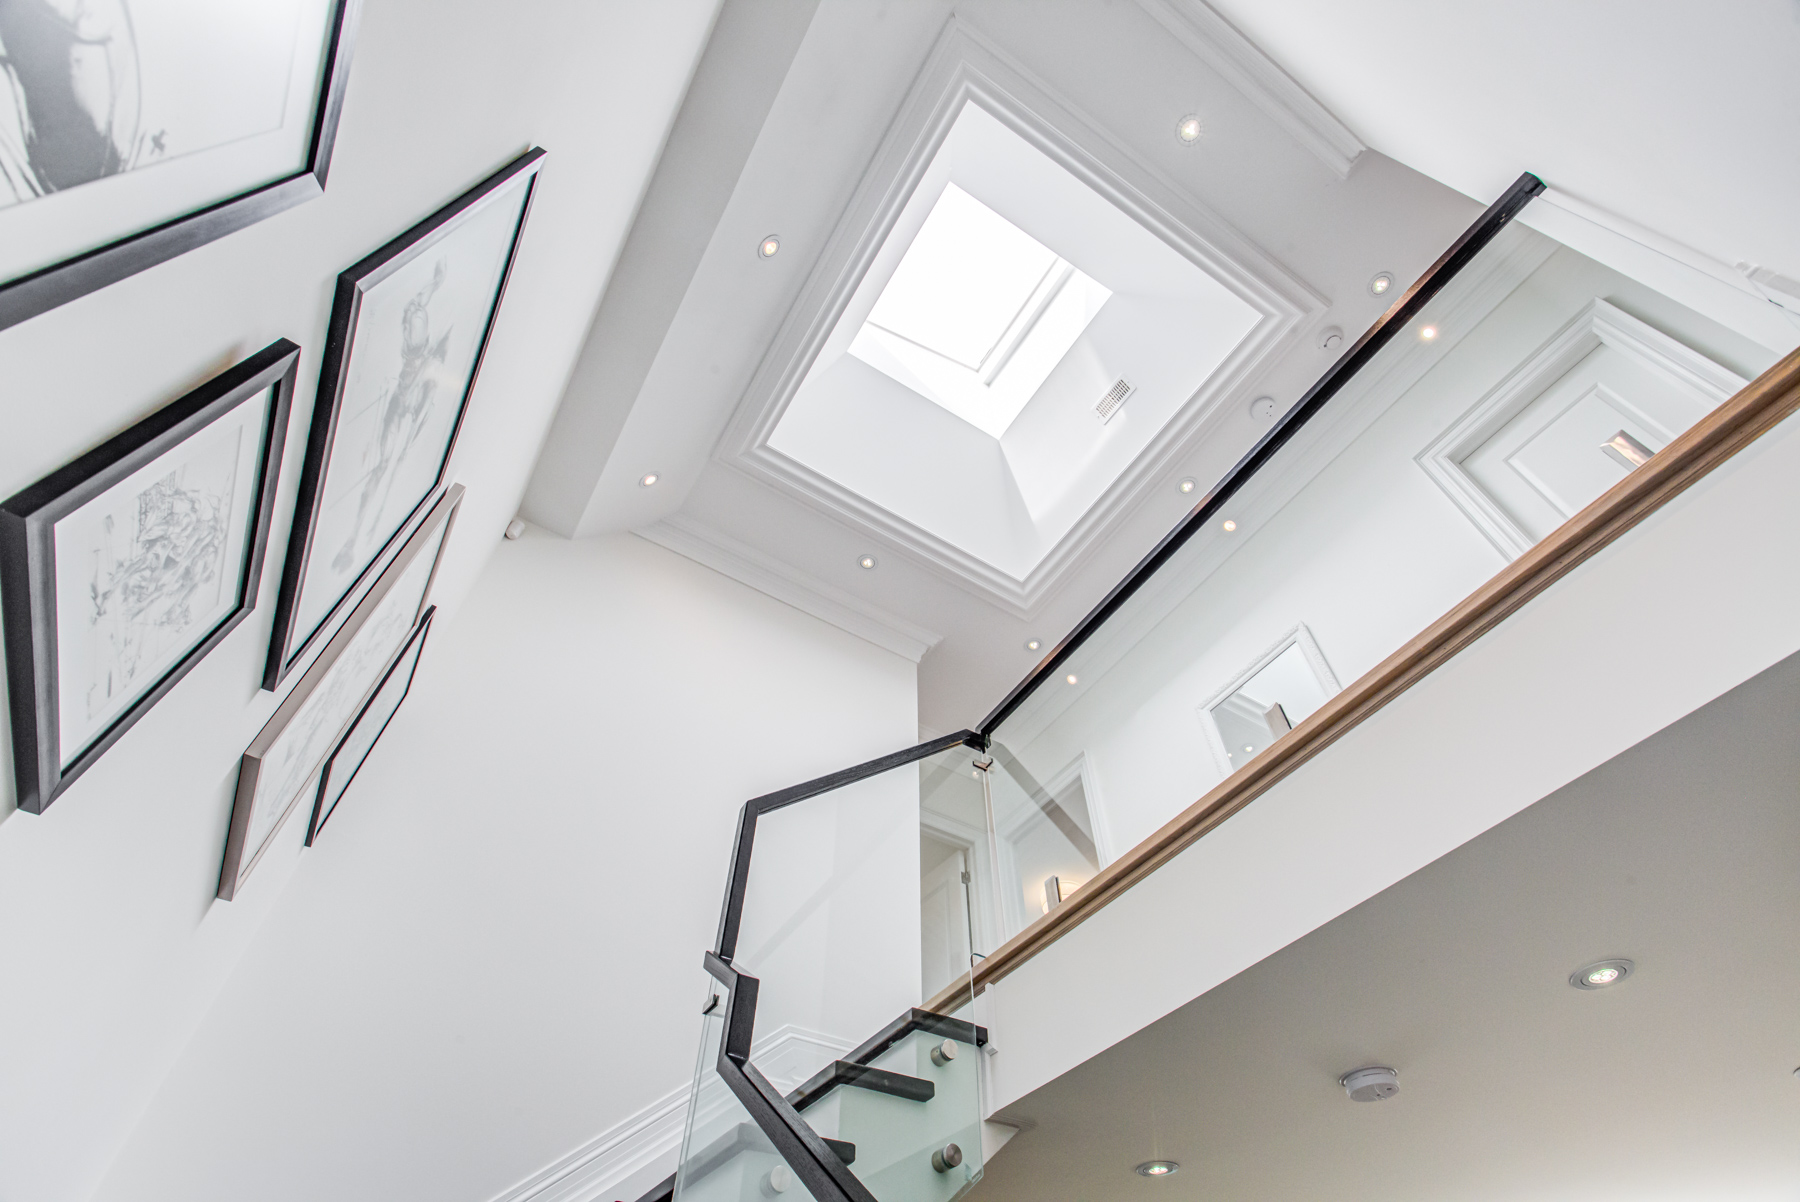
[637,514,943,663]
[716,16,1324,618]
[1133,0,1365,178]
[489,1026,852,1202]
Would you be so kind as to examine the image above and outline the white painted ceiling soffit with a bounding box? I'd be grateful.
[523,0,1482,726]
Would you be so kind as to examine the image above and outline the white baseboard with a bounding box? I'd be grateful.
[488,1026,854,1202]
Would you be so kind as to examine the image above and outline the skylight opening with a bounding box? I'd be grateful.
[849,183,1111,439]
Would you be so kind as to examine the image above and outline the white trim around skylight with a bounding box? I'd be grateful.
[717,18,1325,615]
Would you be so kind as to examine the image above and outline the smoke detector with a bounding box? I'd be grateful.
[1340,1065,1399,1102]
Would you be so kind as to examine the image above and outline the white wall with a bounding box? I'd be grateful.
[88,530,919,1202]
[0,3,722,1199]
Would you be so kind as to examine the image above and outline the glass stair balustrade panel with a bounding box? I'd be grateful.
[675,977,826,1202]
[978,176,1793,912]
[699,740,987,1202]
[785,1018,986,1202]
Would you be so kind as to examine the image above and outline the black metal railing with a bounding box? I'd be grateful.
[661,172,1548,1202]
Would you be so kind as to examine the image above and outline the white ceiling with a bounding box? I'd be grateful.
[970,649,1800,1202]
[523,0,1483,731]
[524,0,1800,733]
[1204,0,1800,281]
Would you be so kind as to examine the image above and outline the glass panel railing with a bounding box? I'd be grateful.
[674,977,822,1202]
[684,742,988,1202]
[979,187,1796,943]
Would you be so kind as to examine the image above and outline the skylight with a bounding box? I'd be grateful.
[849,184,1111,439]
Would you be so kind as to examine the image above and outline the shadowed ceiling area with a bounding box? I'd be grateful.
[970,647,1800,1202]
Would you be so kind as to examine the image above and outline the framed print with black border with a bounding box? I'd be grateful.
[305,604,434,846]
[0,0,362,331]
[219,483,461,899]
[1,340,298,814]
[262,146,542,690]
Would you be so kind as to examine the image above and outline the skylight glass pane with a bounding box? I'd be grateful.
[866,183,1059,372]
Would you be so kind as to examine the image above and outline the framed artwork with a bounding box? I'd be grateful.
[0,0,361,331]
[1,340,297,814]
[219,483,460,899]
[263,146,542,689]
[305,604,434,846]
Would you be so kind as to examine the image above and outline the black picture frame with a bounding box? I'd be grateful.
[262,146,544,690]
[0,0,362,332]
[1,340,298,814]
[305,604,434,845]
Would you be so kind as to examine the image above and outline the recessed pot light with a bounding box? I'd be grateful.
[639,472,659,487]
[1025,639,1041,652]
[1135,1161,1179,1178]
[1369,272,1394,296]
[1420,325,1439,341]
[1175,115,1202,143]
[1178,477,1196,494]
[1221,519,1237,532]
[1570,958,1634,990]
[858,554,877,570]
[759,235,781,259]
[1065,673,1079,685]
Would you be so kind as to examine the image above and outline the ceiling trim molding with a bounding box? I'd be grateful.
[637,515,943,663]
[994,226,1558,748]
[1133,0,1366,178]
[717,16,1325,617]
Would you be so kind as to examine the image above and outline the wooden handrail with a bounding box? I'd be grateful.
[927,342,1800,1015]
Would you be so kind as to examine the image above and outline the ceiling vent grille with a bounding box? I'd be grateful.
[1096,378,1135,424]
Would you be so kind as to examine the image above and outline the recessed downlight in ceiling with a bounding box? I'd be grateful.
[1221,519,1237,532]
[1420,325,1439,341]
[1570,958,1634,989]
[759,235,781,259]
[1065,673,1079,685]
[1025,638,1041,652]
[1135,1160,1179,1177]
[1175,114,1202,143]
[1369,271,1394,296]
[1178,477,1196,494]
[858,554,878,570]
[639,472,659,487]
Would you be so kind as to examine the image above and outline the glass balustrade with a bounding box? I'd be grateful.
[673,176,1798,1202]
[674,742,987,1202]
[978,188,1797,945]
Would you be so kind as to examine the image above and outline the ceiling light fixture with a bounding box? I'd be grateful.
[639,473,659,487]
[1221,519,1237,532]
[1175,114,1202,143]
[1569,958,1634,990]
[1420,325,1439,341]
[1025,639,1041,652]
[1135,1161,1179,1178]
[759,235,781,259]
[1065,673,1079,685]
[1178,478,1196,494]
[858,555,878,570]
[1369,272,1394,296]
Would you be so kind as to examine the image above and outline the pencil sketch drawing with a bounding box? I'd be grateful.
[330,260,451,575]
[58,423,244,756]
